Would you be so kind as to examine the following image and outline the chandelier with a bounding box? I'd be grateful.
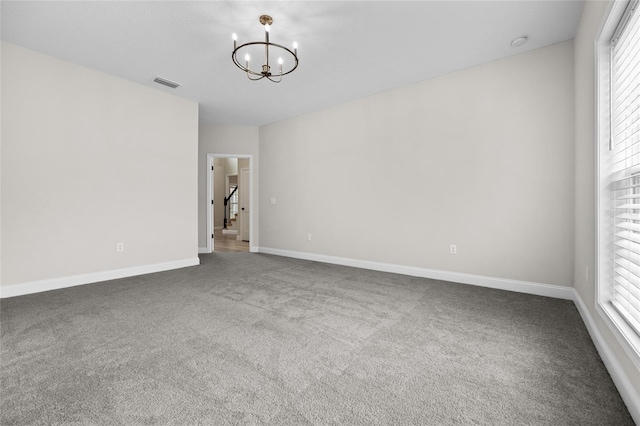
[231,15,299,83]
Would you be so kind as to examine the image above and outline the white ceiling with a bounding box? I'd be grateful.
[1,1,583,126]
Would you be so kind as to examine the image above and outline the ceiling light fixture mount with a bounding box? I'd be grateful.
[232,15,299,83]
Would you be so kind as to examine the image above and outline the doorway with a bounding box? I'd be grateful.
[207,154,253,253]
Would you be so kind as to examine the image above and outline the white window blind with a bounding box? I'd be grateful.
[610,0,640,337]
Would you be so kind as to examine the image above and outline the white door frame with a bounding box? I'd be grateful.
[206,153,255,253]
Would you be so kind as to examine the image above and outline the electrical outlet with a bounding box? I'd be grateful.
[116,242,124,252]
[450,244,457,255]
[307,233,312,241]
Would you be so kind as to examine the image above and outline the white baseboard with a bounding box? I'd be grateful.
[0,257,200,299]
[572,290,640,424]
[222,229,238,235]
[198,246,210,254]
[257,247,574,300]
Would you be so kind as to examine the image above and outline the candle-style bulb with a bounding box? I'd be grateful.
[264,23,270,32]
[232,33,237,41]
[278,57,283,65]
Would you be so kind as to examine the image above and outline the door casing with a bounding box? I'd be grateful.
[206,154,255,253]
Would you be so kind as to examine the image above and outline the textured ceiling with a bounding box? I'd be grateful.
[1,1,584,126]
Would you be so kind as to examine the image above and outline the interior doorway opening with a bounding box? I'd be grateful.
[207,154,253,253]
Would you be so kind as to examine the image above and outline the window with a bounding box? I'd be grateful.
[229,185,238,219]
[598,0,640,362]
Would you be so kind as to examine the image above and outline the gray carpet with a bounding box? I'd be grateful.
[0,253,634,425]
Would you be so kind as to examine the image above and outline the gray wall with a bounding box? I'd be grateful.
[259,40,575,287]
[1,42,199,287]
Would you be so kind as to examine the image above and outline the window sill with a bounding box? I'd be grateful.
[597,301,640,371]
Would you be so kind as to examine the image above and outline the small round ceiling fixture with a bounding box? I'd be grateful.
[511,36,528,47]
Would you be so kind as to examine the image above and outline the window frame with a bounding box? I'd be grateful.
[596,0,640,369]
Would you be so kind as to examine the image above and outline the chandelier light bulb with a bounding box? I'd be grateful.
[264,23,270,32]
[245,54,250,62]
[278,57,283,65]
[232,33,237,41]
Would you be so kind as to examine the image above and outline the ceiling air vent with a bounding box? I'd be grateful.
[153,76,180,89]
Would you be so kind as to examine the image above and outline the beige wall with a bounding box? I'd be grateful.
[238,158,249,173]
[1,42,199,287]
[260,40,575,287]
[573,0,640,409]
[225,158,238,176]
[0,41,3,287]
[198,125,259,249]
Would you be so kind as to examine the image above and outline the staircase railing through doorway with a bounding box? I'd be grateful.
[223,186,239,229]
